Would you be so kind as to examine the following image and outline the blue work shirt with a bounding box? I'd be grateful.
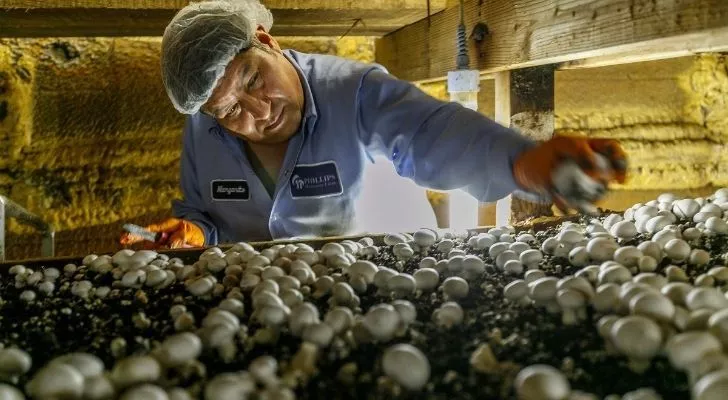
[172,50,536,245]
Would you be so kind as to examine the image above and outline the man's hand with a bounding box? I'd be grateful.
[513,136,627,214]
[120,218,205,249]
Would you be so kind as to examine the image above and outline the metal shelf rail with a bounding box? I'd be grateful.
[0,195,55,262]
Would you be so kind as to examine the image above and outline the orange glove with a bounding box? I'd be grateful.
[120,218,205,249]
[513,136,627,214]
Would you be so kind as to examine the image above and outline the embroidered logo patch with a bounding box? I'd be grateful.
[211,180,250,201]
[290,161,343,199]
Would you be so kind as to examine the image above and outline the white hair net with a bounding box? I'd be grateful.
[161,0,274,114]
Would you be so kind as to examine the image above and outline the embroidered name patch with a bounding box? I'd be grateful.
[211,180,250,201]
[290,161,343,199]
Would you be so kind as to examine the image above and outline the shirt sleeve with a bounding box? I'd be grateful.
[355,68,541,203]
[171,117,220,245]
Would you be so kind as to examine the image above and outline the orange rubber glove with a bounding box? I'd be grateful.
[120,218,205,249]
[513,136,627,214]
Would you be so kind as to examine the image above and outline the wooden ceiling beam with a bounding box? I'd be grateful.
[0,0,447,37]
[375,0,728,82]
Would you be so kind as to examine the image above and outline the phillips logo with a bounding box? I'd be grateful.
[292,175,305,190]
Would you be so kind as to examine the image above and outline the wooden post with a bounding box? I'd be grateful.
[494,67,556,226]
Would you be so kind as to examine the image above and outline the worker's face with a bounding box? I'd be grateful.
[202,29,304,144]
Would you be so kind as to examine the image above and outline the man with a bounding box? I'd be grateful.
[121,0,627,249]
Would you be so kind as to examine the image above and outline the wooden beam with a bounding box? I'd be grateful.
[0,0,447,37]
[376,0,728,82]
[494,67,557,226]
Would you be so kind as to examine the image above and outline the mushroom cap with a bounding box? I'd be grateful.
[514,364,571,400]
[708,308,728,346]
[413,268,440,291]
[525,269,547,284]
[28,363,85,399]
[613,246,643,267]
[442,277,470,299]
[633,273,668,290]
[382,344,431,391]
[665,332,722,370]
[556,288,586,309]
[673,199,701,220]
[693,369,728,400]
[685,288,728,311]
[586,237,619,262]
[528,277,559,302]
[660,282,693,305]
[629,291,676,323]
[592,283,620,313]
[520,249,544,266]
[504,280,529,301]
[610,220,637,239]
[610,316,663,360]
[0,384,24,400]
[557,276,594,299]
[598,265,632,285]
[363,304,400,341]
[664,239,691,262]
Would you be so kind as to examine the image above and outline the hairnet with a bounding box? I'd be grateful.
[161,0,274,114]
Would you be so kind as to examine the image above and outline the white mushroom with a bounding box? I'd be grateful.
[706,216,728,234]
[514,364,571,400]
[613,246,642,268]
[382,344,430,391]
[610,220,637,240]
[610,315,663,373]
[433,302,464,328]
[0,384,23,400]
[441,277,469,300]
[363,304,400,342]
[302,322,335,347]
[120,384,168,400]
[568,247,589,267]
[663,239,691,262]
[673,199,701,220]
[504,280,531,306]
[27,363,84,399]
[586,237,619,262]
[693,369,728,400]
[0,348,32,377]
[629,291,675,323]
[660,282,693,306]
[685,288,728,311]
[388,274,416,298]
[556,288,586,325]
[203,373,255,400]
[324,306,354,334]
[520,249,544,269]
[592,283,620,313]
[49,353,103,379]
[637,241,663,262]
[157,333,202,367]
[413,268,439,291]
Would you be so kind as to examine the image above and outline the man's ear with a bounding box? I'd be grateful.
[255,27,281,51]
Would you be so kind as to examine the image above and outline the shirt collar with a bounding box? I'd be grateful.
[282,49,318,127]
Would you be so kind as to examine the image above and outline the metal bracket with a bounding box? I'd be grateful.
[0,195,55,262]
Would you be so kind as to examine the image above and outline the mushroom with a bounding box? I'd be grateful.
[613,246,643,268]
[661,282,693,306]
[693,369,728,400]
[592,283,620,313]
[525,269,547,284]
[509,241,531,255]
[504,280,531,306]
[637,241,663,262]
[392,300,417,326]
[541,237,560,255]
[433,302,464,328]
[528,277,559,313]
[628,292,675,323]
[504,260,525,276]
[586,237,619,262]
[597,265,632,285]
[651,230,678,248]
[382,344,430,391]
[568,247,590,268]
[204,373,255,400]
[302,322,335,347]
[685,288,728,311]
[610,316,663,373]
[574,265,599,284]
[441,277,469,300]
[419,257,437,269]
[633,273,668,290]
[706,216,728,234]
[637,256,658,273]
[708,308,728,348]
[695,274,715,287]
[556,288,586,325]
[461,255,486,280]
[664,239,691,262]
[324,306,354,335]
[363,304,400,342]
[495,250,519,271]
[27,363,84,399]
[157,333,202,367]
[673,199,701,220]
[689,249,711,267]
[514,364,571,400]
[413,268,440,291]
[665,265,689,283]
[520,249,544,269]
[119,384,168,400]
[49,353,103,379]
[0,348,31,378]
[610,220,637,240]
[388,273,416,298]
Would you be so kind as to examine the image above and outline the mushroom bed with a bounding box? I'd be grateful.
[2,191,728,399]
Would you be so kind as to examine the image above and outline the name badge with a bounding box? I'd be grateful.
[290,161,343,199]
[211,180,250,201]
